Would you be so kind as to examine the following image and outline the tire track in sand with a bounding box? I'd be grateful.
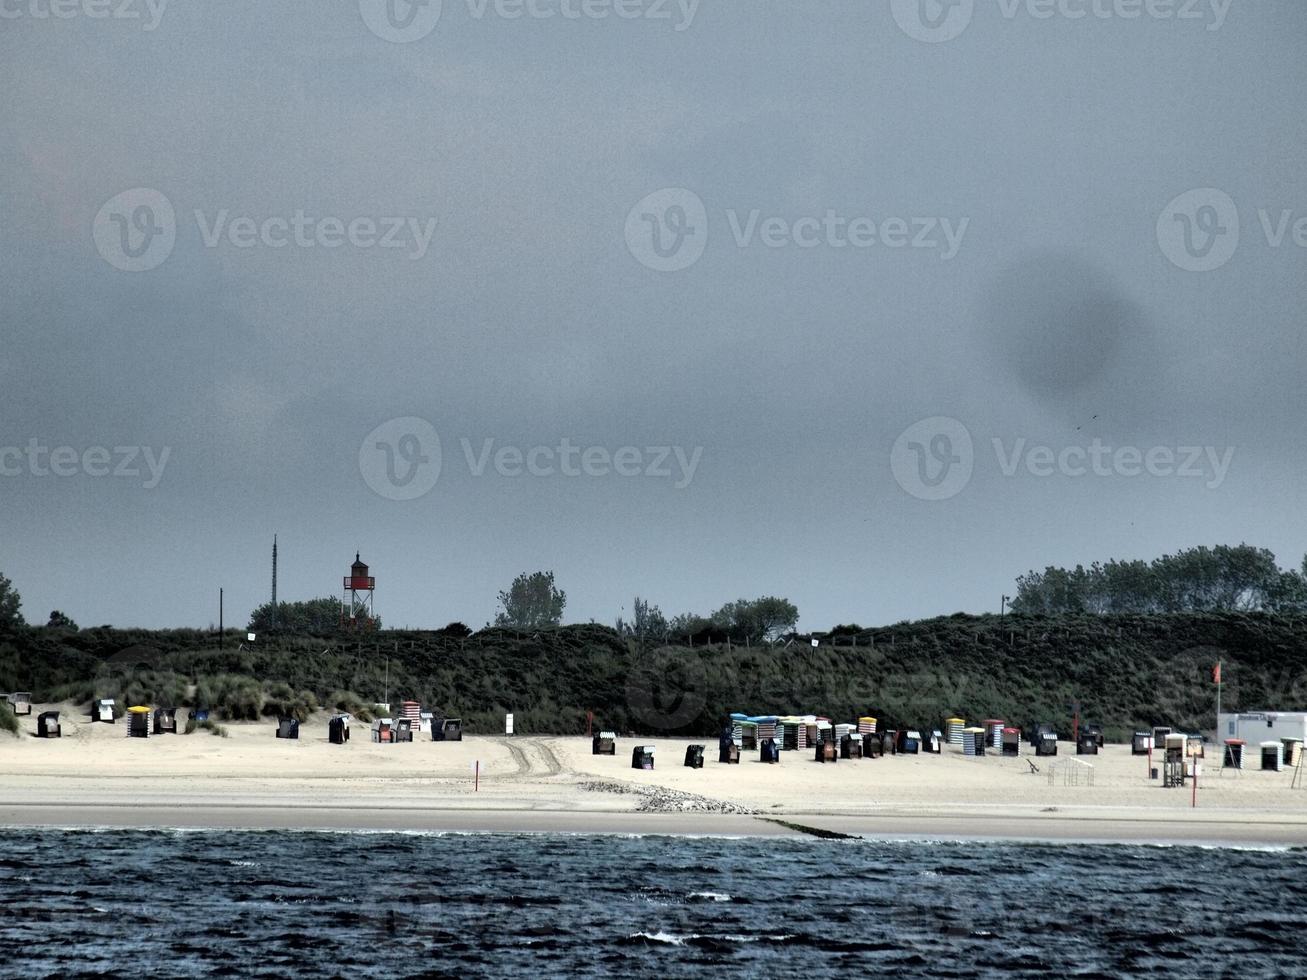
[488,737,565,780]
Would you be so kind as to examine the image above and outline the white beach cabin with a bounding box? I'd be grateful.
[1219,713,1307,747]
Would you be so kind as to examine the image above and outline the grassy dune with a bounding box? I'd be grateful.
[1,613,1303,738]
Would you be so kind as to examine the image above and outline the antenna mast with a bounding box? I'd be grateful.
[271,535,278,629]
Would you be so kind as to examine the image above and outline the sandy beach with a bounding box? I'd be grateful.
[2,704,1305,845]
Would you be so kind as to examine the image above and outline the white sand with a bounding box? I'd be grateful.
[2,703,1305,844]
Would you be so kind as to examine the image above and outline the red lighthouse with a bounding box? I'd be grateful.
[341,552,376,629]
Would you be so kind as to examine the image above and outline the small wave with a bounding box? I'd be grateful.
[687,891,732,902]
[625,930,688,946]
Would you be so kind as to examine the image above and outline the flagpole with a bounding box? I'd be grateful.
[1216,661,1222,739]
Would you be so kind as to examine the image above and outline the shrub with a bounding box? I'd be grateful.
[46,680,96,707]
[185,715,228,737]
[194,674,263,721]
[261,681,318,722]
[326,690,379,722]
[0,701,18,736]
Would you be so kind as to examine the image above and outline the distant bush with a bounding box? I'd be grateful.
[194,674,263,721]
[326,690,380,722]
[261,681,318,722]
[0,701,18,736]
[46,680,96,707]
[184,713,229,737]
[106,670,189,710]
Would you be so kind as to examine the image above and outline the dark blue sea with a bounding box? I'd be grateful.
[1,829,1305,978]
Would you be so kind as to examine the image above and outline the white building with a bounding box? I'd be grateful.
[1218,712,1307,746]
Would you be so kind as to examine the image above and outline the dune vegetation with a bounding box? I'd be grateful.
[1,612,1304,740]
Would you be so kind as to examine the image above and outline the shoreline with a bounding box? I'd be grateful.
[3,802,1306,847]
[6,715,1307,847]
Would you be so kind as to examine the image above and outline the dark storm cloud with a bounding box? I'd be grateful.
[1,1,1305,629]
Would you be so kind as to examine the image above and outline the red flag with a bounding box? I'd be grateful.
[1213,663,1221,684]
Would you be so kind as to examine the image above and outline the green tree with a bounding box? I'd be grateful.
[495,571,566,628]
[668,612,713,639]
[0,572,24,633]
[46,610,79,631]
[1012,544,1303,615]
[712,596,799,642]
[615,597,668,641]
[247,597,368,634]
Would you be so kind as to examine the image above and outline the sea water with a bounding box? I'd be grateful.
[1,829,1305,978]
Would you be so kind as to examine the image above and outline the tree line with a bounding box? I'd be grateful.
[251,569,798,646]
[5,542,1300,644]
[1011,544,1307,615]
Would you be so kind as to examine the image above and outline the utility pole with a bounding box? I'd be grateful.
[271,535,278,630]
[219,588,224,649]
[1000,594,1010,623]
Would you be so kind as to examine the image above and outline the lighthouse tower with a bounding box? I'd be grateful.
[341,553,376,629]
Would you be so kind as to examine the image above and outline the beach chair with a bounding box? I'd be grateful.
[126,706,150,738]
[153,708,177,735]
[1282,739,1303,769]
[592,731,617,755]
[6,693,32,717]
[761,738,781,764]
[631,746,655,770]
[36,711,60,738]
[684,745,705,769]
[1222,739,1244,769]
[1083,723,1105,748]
[276,717,300,740]
[945,717,965,745]
[1261,741,1283,771]
[840,734,862,760]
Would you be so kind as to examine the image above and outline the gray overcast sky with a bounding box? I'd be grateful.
[2,0,1305,631]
